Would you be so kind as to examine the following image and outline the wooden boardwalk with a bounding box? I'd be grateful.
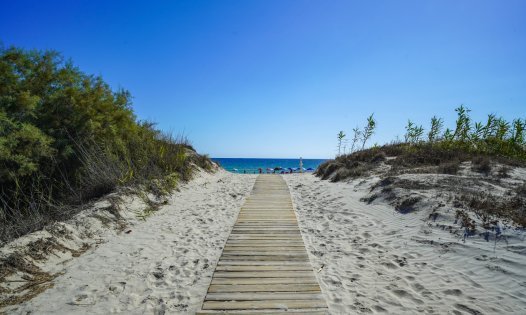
[197,175,328,314]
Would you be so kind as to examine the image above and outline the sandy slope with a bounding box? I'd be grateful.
[284,173,526,315]
[3,170,256,315]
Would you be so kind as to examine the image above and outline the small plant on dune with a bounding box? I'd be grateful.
[361,113,376,150]
[511,119,525,145]
[404,120,414,143]
[337,131,346,156]
[413,124,424,143]
[428,116,443,143]
[452,105,472,143]
[404,120,424,144]
[350,127,361,153]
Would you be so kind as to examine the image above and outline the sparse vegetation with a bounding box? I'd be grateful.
[334,113,376,156]
[471,156,491,175]
[322,106,525,182]
[319,106,526,228]
[361,114,376,150]
[315,147,385,181]
[336,131,345,156]
[0,46,213,243]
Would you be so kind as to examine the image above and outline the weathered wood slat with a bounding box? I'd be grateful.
[217,261,312,266]
[221,251,307,256]
[197,175,328,313]
[197,312,327,315]
[216,265,313,271]
[213,271,315,278]
[202,300,328,310]
[220,256,308,261]
[224,246,306,251]
[225,243,305,247]
[205,292,324,301]
[208,284,321,292]
[211,277,319,285]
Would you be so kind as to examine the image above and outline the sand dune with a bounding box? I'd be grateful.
[284,173,526,314]
[3,170,525,314]
[2,170,256,314]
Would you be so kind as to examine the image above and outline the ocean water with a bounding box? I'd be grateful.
[212,158,327,174]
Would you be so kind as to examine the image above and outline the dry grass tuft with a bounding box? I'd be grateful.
[472,156,492,175]
[0,253,56,308]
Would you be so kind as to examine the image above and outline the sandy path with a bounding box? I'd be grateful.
[8,170,256,315]
[284,173,526,315]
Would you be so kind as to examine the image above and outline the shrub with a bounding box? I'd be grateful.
[0,46,211,243]
[395,196,422,214]
[472,156,492,175]
[437,161,460,175]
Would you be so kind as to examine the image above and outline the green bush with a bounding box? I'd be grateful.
[0,46,211,243]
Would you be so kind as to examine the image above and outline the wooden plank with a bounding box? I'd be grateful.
[220,256,308,261]
[208,284,321,293]
[202,300,328,310]
[211,277,318,285]
[225,242,305,246]
[217,261,312,266]
[228,234,302,238]
[224,246,306,251]
[233,224,299,226]
[227,238,303,241]
[231,230,299,234]
[197,310,328,315]
[205,292,324,301]
[215,265,313,272]
[213,271,315,278]
[221,251,307,256]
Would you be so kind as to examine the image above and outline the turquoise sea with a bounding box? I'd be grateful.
[212,158,327,174]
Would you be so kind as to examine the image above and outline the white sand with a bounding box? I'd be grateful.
[3,169,525,314]
[284,173,526,314]
[3,170,256,314]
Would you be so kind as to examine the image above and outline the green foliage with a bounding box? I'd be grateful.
[452,105,471,143]
[329,106,525,183]
[399,106,525,160]
[435,106,526,159]
[404,120,424,144]
[361,113,376,150]
[350,127,361,153]
[0,112,54,181]
[0,46,209,242]
[337,131,345,156]
[428,116,443,142]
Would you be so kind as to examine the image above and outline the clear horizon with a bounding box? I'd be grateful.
[1,0,525,159]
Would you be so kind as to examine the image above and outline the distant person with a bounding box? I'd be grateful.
[243,170,246,174]
[258,168,262,174]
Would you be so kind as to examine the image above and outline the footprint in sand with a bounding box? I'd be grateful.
[382,261,398,270]
[443,288,463,296]
[410,282,425,292]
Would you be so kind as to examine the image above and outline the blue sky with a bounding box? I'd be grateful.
[1,0,525,158]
